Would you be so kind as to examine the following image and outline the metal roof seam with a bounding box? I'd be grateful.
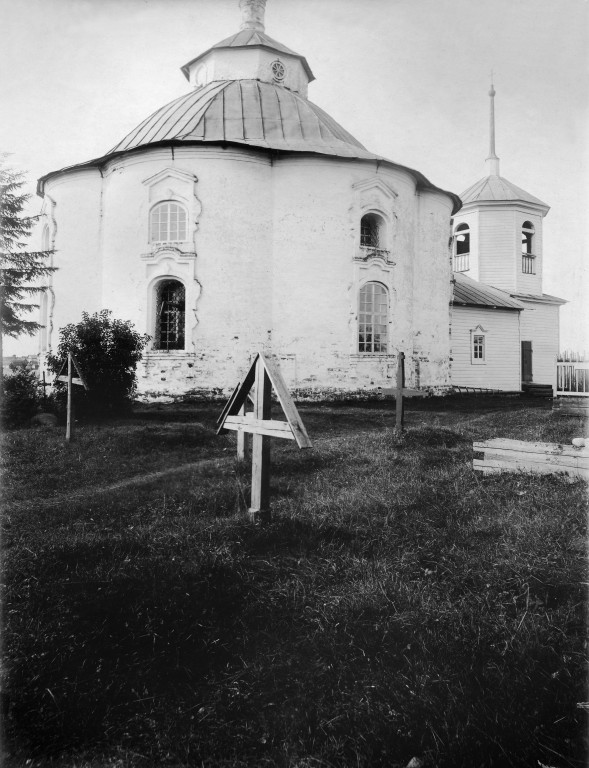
[109,90,194,153]
[273,84,286,142]
[133,88,205,149]
[152,90,203,145]
[256,81,266,141]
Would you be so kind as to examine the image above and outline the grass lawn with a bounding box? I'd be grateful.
[1,395,587,767]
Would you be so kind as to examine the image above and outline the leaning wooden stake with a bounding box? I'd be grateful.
[249,356,272,523]
[395,351,405,434]
[66,353,73,442]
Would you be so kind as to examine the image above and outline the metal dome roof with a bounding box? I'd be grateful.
[108,79,377,158]
[460,174,548,209]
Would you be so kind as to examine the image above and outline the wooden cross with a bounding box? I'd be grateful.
[38,370,52,404]
[217,353,311,523]
[55,353,88,441]
[380,352,424,434]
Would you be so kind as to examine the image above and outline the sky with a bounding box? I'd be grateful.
[1,0,587,356]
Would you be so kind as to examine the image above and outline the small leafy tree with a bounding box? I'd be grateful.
[47,310,150,419]
[3,360,41,428]
[0,155,56,405]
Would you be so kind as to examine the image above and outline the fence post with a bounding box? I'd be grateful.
[66,353,73,442]
[395,351,405,435]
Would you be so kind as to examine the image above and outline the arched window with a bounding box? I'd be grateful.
[358,282,388,353]
[453,223,470,272]
[521,221,535,274]
[521,221,534,253]
[155,280,185,350]
[150,202,188,243]
[360,213,384,250]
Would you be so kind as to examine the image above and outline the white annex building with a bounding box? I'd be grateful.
[36,0,563,398]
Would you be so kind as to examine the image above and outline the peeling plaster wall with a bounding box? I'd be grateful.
[411,190,454,389]
[42,170,104,353]
[41,145,455,398]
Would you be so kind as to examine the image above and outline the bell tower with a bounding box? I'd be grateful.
[452,82,549,295]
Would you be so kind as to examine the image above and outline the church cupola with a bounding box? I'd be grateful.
[181,0,314,97]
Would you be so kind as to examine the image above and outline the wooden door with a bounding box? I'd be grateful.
[521,341,533,383]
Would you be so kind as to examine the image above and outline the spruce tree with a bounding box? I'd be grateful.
[0,155,56,402]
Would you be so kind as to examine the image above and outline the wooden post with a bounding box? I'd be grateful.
[395,351,405,434]
[236,404,254,461]
[237,402,246,461]
[66,353,73,442]
[249,356,272,523]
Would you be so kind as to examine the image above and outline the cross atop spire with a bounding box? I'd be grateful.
[239,0,267,32]
[486,76,500,176]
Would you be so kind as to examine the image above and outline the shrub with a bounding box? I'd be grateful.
[47,310,150,420]
[2,361,40,428]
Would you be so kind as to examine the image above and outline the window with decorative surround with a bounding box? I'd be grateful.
[150,201,188,244]
[453,223,470,272]
[358,282,388,353]
[521,221,535,274]
[359,213,390,260]
[155,280,186,350]
[470,327,487,364]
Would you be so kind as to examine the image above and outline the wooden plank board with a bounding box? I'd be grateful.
[216,380,242,427]
[56,376,85,387]
[224,415,295,440]
[381,387,424,398]
[474,457,588,480]
[225,359,257,417]
[477,450,589,470]
[473,439,589,458]
[259,354,312,448]
[553,402,589,415]
[70,354,89,390]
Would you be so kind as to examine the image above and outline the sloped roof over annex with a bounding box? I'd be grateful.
[452,272,524,310]
[510,291,567,305]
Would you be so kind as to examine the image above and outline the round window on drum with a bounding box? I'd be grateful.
[271,60,286,82]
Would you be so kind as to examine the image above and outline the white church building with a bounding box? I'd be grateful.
[36,0,563,399]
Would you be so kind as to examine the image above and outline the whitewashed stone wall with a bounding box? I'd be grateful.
[41,144,455,399]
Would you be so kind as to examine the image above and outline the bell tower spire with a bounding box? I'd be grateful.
[486,76,500,176]
[239,0,267,32]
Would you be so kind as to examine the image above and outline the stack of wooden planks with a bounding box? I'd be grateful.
[473,438,589,481]
[552,396,589,416]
